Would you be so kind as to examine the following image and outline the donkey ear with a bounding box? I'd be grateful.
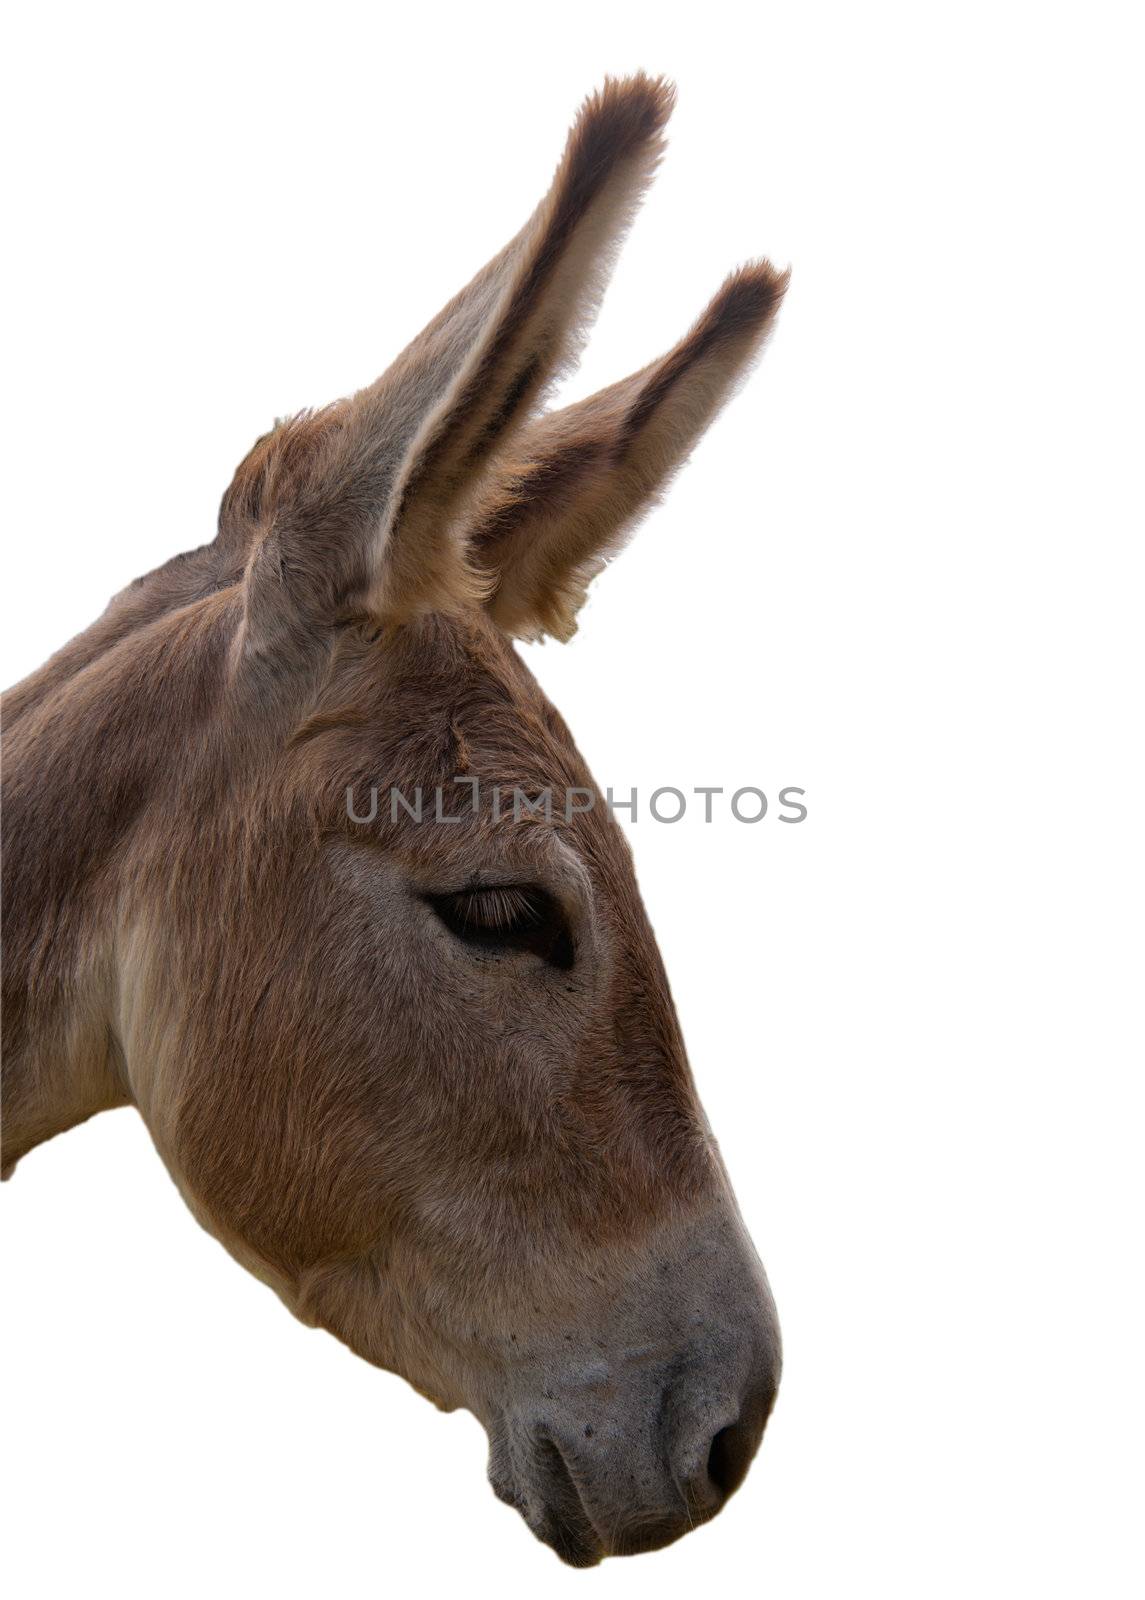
[221,75,674,660]
[464,262,789,642]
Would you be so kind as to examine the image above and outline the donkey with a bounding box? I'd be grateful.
[2,76,788,1563]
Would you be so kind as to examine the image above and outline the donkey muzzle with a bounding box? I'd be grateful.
[485,1209,780,1564]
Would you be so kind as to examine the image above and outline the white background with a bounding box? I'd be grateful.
[2,2,1142,1595]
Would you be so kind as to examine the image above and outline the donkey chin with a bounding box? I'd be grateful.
[1,74,788,1564]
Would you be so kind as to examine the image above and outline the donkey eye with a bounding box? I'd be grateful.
[426,885,574,970]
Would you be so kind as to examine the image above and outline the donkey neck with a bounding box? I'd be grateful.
[1,568,237,1175]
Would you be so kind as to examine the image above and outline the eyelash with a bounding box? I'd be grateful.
[426,885,575,970]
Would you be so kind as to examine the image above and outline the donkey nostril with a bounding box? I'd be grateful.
[706,1421,748,1499]
[702,1387,773,1505]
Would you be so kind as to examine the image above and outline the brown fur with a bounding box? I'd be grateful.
[1,77,787,1565]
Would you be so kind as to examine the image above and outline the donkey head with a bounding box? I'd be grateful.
[4,77,787,1563]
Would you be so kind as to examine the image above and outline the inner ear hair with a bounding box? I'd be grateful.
[466,260,790,642]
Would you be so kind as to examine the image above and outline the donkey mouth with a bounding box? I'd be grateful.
[491,1434,610,1568]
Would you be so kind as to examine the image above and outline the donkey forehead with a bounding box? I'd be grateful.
[299,611,582,784]
[282,612,628,876]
